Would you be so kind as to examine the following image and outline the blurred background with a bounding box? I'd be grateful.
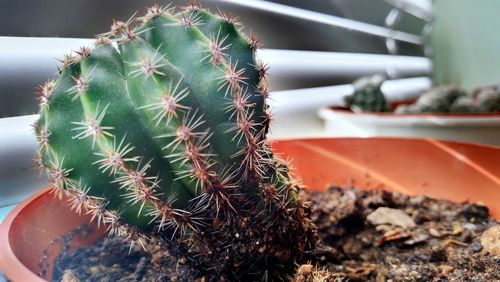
[1,0,499,218]
[432,0,500,89]
[1,0,431,117]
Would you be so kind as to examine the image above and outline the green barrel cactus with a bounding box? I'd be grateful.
[449,96,477,113]
[474,85,500,113]
[344,74,390,113]
[449,85,500,113]
[34,4,316,280]
[415,86,464,113]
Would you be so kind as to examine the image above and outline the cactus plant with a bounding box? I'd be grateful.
[344,74,390,113]
[473,85,500,113]
[448,85,500,113]
[349,80,500,114]
[34,3,316,280]
[415,85,465,113]
[395,85,466,114]
[396,85,500,114]
[449,96,477,113]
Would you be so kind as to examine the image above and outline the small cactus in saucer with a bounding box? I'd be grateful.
[473,85,500,113]
[395,85,465,114]
[344,74,390,113]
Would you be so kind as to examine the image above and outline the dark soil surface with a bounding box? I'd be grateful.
[303,187,499,281]
[53,186,500,281]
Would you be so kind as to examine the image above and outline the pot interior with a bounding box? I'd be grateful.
[274,138,500,218]
[6,191,105,280]
[3,138,500,280]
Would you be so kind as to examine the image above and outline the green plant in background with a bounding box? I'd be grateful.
[344,74,390,113]
[341,73,500,114]
[449,95,477,113]
[451,85,500,113]
[395,85,465,114]
[395,85,500,114]
[33,3,316,280]
[472,85,500,112]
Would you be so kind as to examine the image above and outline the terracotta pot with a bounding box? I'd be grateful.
[319,108,500,146]
[1,138,500,281]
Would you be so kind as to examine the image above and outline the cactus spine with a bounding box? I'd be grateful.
[34,3,315,279]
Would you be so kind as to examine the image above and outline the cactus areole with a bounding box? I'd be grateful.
[34,3,316,280]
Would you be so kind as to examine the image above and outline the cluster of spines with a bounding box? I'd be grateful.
[33,3,302,256]
[34,139,151,251]
[138,5,275,208]
[34,50,194,251]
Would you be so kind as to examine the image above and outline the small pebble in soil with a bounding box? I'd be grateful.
[480,225,500,256]
[61,270,79,282]
[297,264,314,277]
[468,241,483,253]
[440,264,455,275]
[464,222,478,231]
[403,233,429,246]
[366,207,416,229]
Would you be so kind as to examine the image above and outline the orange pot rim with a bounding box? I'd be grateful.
[0,188,50,282]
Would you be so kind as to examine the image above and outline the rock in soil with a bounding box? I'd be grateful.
[53,186,500,281]
[481,225,500,256]
[293,264,345,282]
[366,207,416,229]
[60,270,79,282]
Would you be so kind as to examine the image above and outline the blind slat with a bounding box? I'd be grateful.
[217,0,424,44]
